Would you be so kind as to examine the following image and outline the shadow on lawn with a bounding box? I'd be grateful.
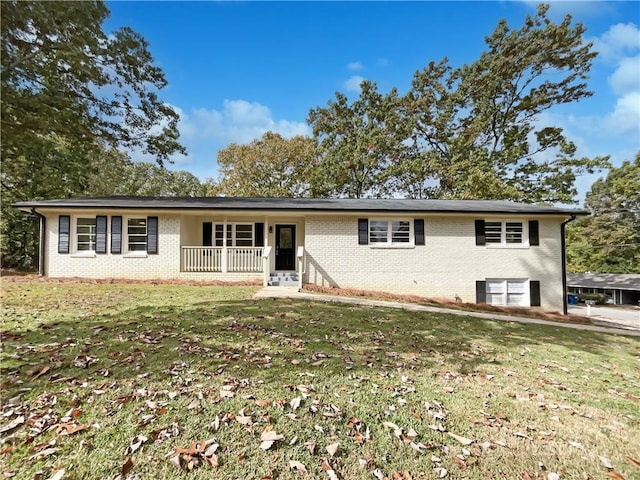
[1,297,630,398]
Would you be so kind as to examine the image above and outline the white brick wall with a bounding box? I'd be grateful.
[42,210,566,311]
[303,215,565,311]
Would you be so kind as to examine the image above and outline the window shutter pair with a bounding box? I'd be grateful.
[58,215,106,254]
[475,280,541,306]
[475,220,539,246]
[357,218,425,245]
[58,215,158,254]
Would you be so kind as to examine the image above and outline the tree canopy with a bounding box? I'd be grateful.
[213,132,317,197]
[308,3,609,202]
[567,153,640,274]
[1,0,186,268]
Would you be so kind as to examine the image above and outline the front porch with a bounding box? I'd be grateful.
[179,214,305,287]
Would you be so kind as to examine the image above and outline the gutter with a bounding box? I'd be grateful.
[561,214,577,315]
[31,208,46,276]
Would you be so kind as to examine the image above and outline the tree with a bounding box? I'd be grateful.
[1,1,185,268]
[1,1,184,165]
[116,162,207,197]
[215,132,317,197]
[308,81,410,198]
[307,4,608,202]
[402,3,608,203]
[567,154,640,273]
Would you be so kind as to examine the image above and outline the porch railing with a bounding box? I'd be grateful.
[181,246,263,272]
[227,247,263,272]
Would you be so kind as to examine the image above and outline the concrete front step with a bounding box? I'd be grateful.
[268,272,299,286]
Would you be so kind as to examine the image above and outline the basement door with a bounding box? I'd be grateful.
[275,224,296,271]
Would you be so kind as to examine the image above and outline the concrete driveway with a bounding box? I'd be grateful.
[568,304,640,330]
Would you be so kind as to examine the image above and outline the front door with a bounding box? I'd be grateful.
[275,224,296,270]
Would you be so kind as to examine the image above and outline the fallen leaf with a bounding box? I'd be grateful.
[625,456,640,468]
[125,435,148,455]
[260,429,284,450]
[47,469,65,480]
[600,456,614,469]
[29,448,58,460]
[0,416,24,434]
[433,466,447,478]
[326,442,339,457]
[289,460,308,474]
[605,473,626,480]
[321,459,339,480]
[447,432,473,446]
[118,457,134,479]
[290,397,302,410]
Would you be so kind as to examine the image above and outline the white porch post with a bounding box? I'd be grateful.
[222,217,228,273]
[263,216,270,286]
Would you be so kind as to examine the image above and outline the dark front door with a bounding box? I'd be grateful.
[275,224,296,270]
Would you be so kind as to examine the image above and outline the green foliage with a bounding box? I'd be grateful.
[567,153,640,273]
[308,3,609,202]
[308,81,411,198]
[215,132,317,197]
[1,0,186,268]
[576,293,608,305]
[115,162,207,197]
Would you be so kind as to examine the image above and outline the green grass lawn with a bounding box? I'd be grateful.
[1,280,639,480]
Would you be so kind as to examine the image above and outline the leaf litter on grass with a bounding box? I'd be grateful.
[1,281,639,479]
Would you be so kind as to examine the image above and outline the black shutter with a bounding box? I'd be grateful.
[58,215,70,254]
[147,216,158,254]
[254,222,264,247]
[96,216,107,254]
[530,280,541,307]
[475,220,485,246]
[476,280,486,304]
[414,219,425,246]
[529,220,539,246]
[111,216,122,254]
[203,222,213,246]
[358,219,368,245]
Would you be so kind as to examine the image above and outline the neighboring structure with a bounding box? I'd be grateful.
[15,197,585,312]
[567,273,640,305]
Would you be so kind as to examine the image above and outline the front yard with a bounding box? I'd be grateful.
[1,279,639,479]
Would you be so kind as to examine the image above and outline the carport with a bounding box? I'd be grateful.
[567,273,640,305]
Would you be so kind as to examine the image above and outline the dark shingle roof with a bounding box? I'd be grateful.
[14,196,586,215]
[567,273,640,291]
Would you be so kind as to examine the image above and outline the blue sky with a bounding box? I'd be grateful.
[104,1,639,203]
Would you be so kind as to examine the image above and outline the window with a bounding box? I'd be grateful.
[215,223,254,247]
[486,279,528,306]
[77,218,97,251]
[369,219,412,246]
[484,221,524,245]
[128,218,147,251]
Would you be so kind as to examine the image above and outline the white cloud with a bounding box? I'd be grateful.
[603,91,640,135]
[592,22,640,63]
[376,58,389,67]
[609,54,640,95]
[178,99,311,145]
[347,61,363,71]
[344,75,366,93]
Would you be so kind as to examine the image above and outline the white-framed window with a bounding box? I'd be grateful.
[127,218,147,252]
[215,223,254,247]
[486,279,528,306]
[76,217,97,251]
[369,219,412,246]
[485,221,525,245]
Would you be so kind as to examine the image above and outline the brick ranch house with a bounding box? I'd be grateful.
[14,197,585,313]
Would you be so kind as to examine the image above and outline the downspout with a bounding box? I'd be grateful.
[31,208,46,276]
[561,214,577,315]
